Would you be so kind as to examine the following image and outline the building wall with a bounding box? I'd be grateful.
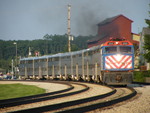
[97,15,132,41]
[139,27,150,69]
[87,15,142,50]
[115,16,132,40]
[97,22,120,39]
[88,15,133,48]
[131,33,140,68]
[132,33,140,42]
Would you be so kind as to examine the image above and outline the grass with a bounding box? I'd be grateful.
[0,83,45,100]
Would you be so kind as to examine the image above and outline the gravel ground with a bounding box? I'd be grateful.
[89,85,150,113]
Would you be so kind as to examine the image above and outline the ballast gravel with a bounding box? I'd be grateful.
[88,85,150,113]
[1,81,150,113]
[0,81,112,113]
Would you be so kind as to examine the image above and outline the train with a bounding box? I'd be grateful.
[19,37,134,85]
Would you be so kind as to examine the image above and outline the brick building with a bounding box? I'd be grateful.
[87,14,139,48]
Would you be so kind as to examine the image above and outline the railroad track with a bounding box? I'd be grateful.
[0,81,89,111]
[46,87,136,113]
[0,81,136,113]
[0,81,74,107]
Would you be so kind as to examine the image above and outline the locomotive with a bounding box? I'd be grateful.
[19,38,134,85]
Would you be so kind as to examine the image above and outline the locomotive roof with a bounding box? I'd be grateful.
[103,39,133,46]
[20,45,101,61]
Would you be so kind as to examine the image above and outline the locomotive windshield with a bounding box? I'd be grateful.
[105,47,117,53]
[104,46,132,54]
[119,46,131,53]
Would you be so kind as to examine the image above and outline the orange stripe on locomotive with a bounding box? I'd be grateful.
[103,37,133,46]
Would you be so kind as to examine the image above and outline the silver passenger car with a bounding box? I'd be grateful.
[19,45,102,82]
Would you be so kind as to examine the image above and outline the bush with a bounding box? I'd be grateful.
[133,71,145,82]
[143,70,150,77]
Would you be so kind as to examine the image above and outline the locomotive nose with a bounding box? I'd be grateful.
[116,54,122,61]
[115,75,122,82]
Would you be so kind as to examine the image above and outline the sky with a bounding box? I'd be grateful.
[0,0,149,40]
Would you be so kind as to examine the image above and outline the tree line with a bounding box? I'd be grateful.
[0,34,94,72]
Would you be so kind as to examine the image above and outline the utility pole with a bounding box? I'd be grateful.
[67,4,71,52]
[13,42,17,77]
[13,42,17,66]
[11,59,14,79]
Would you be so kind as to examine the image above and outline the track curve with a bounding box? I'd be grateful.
[0,80,90,113]
[0,80,74,104]
[52,87,136,113]
[0,81,136,113]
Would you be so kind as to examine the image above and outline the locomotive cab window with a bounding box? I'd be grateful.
[119,46,131,53]
[105,47,117,53]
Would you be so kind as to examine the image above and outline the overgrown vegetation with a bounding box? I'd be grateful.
[133,71,150,82]
[134,71,145,82]
[0,83,45,100]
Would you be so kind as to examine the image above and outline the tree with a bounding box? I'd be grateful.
[143,33,150,62]
[145,19,150,28]
[0,34,93,71]
[143,6,150,63]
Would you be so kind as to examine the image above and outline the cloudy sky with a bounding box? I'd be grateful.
[0,0,149,40]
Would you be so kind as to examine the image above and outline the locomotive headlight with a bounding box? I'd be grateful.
[116,42,119,44]
[115,54,122,61]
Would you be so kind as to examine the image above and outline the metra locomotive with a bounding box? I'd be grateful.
[19,38,134,85]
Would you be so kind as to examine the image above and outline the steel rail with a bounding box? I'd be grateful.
[55,87,137,113]
[9,85,115,113]
[1,81,137,113]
